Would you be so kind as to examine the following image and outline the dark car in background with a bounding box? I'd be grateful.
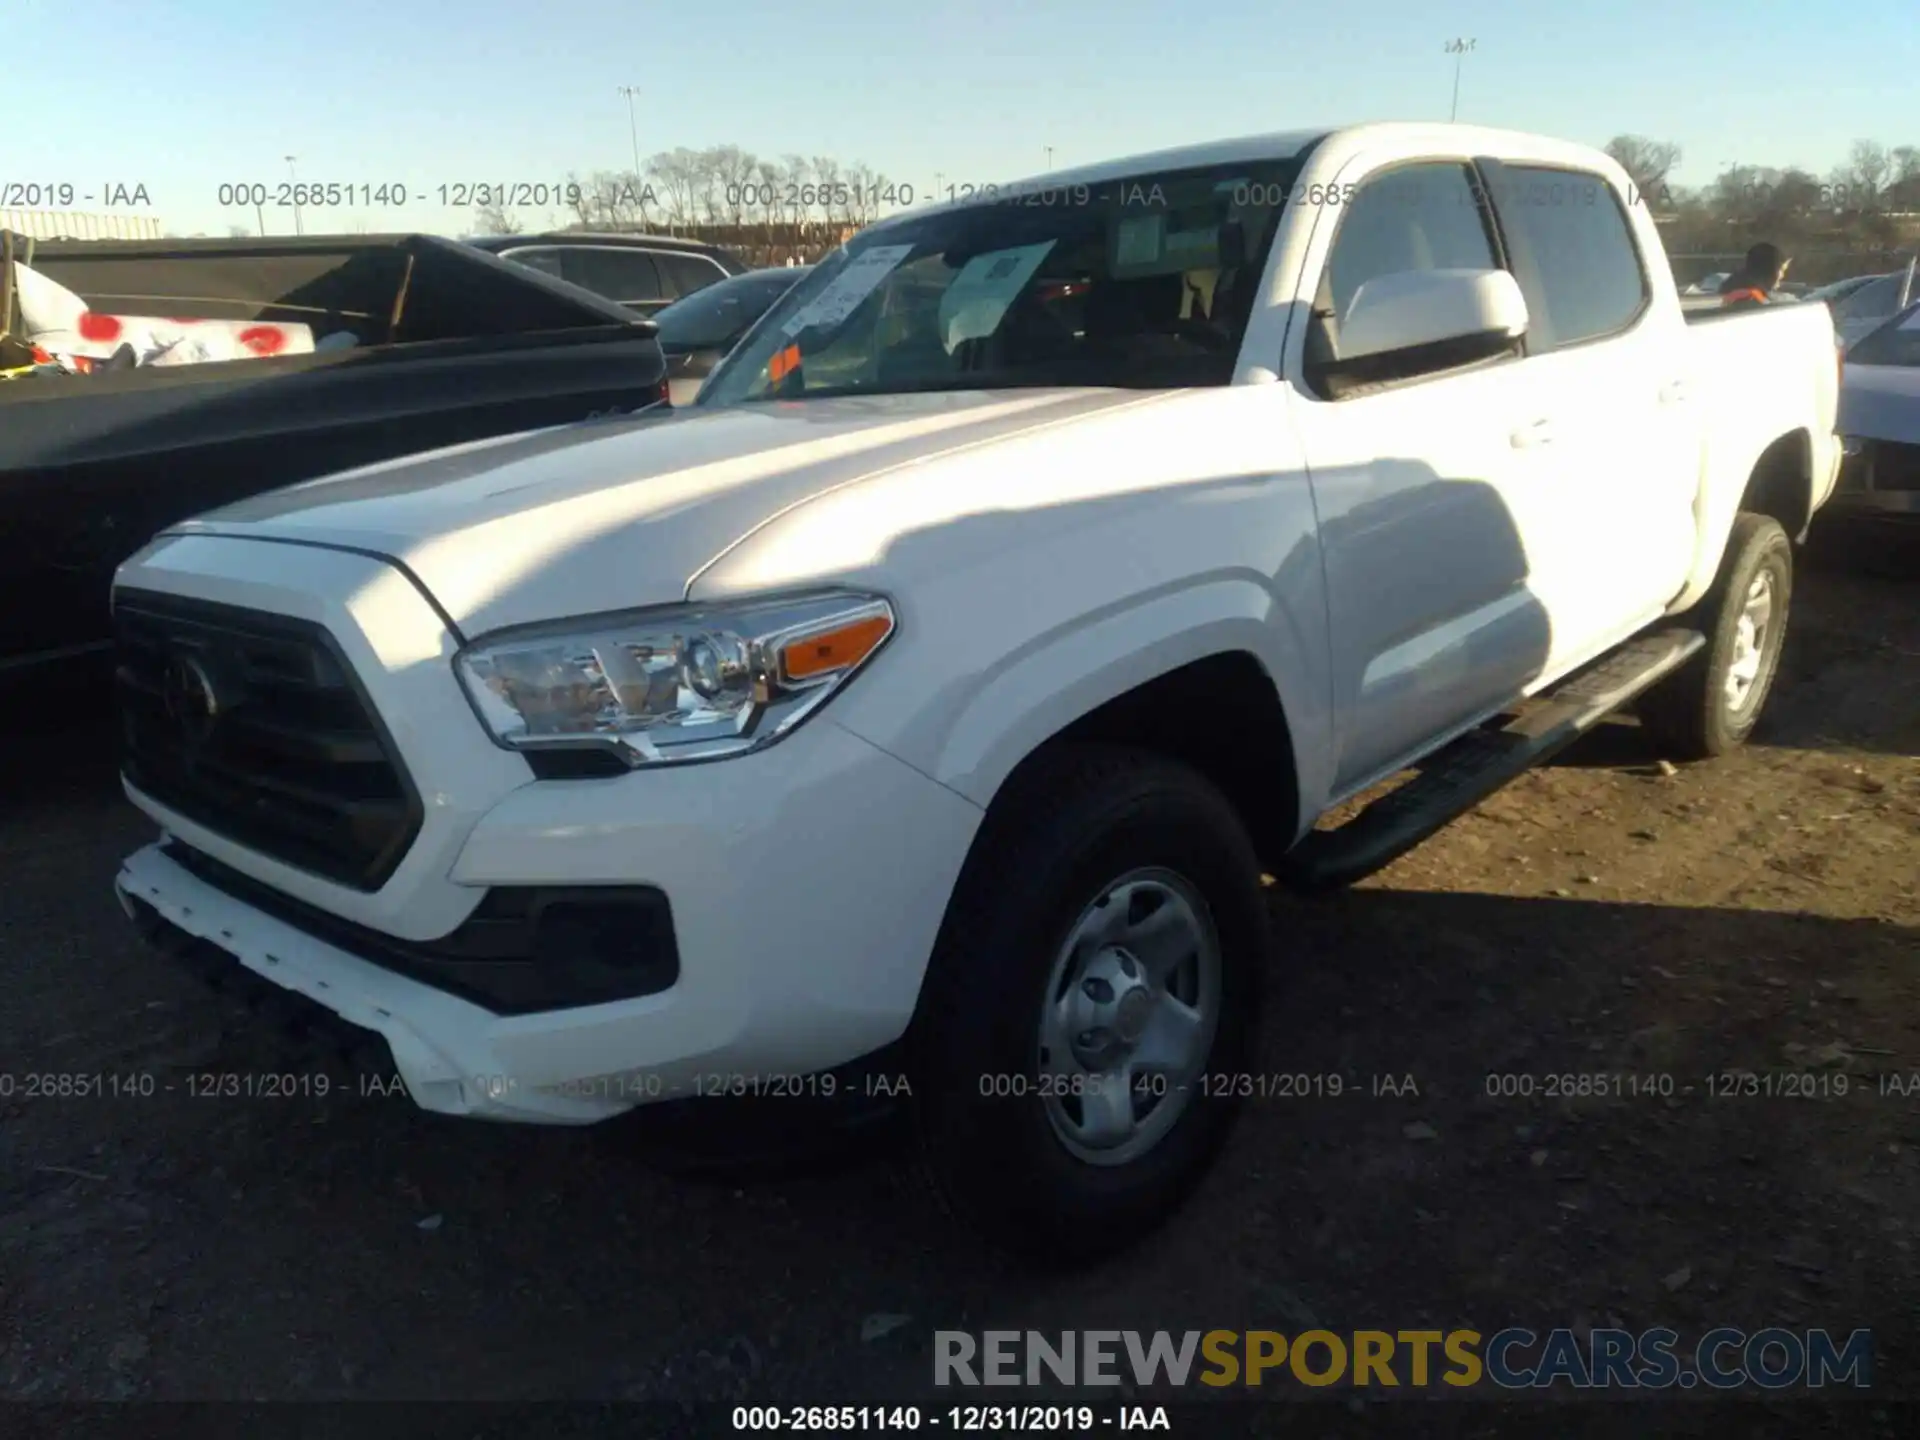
[1835,299,1920,520]
[1810,260,1918,351]
[1,231,670,688]
[654,265,812,404]
[466,233,747,316]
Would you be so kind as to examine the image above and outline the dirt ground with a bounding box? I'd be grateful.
[1,521,1915,1435]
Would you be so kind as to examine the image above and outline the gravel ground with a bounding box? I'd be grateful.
[1,522,1915,1436]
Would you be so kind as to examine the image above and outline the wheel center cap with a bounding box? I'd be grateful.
[1114,986,1154,1043]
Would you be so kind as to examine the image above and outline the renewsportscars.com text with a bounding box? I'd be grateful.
[934,1328,1873,1391]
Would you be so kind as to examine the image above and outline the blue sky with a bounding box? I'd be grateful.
[12,0,1918,237]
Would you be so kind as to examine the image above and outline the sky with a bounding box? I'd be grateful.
[10,0,1919,238]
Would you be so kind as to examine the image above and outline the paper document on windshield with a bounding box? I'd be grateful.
[781,244,916,337]
[938,241,1057,351]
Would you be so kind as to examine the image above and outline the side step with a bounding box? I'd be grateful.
[1277,626,1705,892]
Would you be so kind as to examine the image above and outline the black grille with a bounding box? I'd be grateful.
[115,591,422,891]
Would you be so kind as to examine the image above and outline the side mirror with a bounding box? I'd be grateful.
[1337,268,1529,366]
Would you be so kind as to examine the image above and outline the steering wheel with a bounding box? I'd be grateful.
[1165,318,1235,352]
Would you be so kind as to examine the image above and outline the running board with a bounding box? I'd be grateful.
[1278,627,1706,892]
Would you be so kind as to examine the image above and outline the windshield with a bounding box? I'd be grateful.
[1847,303,1920,366]
[698,158,1303,406]
[653,269,809,350]
[1834,274,1904,321]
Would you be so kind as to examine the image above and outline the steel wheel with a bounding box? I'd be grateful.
[1036,867,1221,1166]
[1723,569,1776,714]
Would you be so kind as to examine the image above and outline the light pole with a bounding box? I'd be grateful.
[285,155,302,235]
[1444,38,1476,122]
[617,86,644,232]
[1045,146,1054,171]
[617,86,643,180]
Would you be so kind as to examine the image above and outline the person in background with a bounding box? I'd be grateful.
[1719,242,1790,307]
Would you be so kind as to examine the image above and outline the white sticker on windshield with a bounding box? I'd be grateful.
[1115,214,1165,269]
[781,243,916,336]
[938,241,1058,350]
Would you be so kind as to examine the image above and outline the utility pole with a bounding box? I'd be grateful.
[285,155,302,235]
[1444,38,1476,122]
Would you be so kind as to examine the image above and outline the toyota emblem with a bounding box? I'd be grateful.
[161,652,222,745]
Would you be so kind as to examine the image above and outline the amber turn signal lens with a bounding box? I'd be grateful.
[779,613,893,683]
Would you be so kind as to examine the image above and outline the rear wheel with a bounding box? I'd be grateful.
[909,745,1268,1265]
[1639,513,1792,760]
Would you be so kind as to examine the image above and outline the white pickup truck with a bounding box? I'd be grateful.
[113,122,1841,1263]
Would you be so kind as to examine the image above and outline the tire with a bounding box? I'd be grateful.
[908,744,1269,1266]
[1639,512,1793,760]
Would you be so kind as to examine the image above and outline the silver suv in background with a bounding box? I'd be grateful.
[465,233,748,316]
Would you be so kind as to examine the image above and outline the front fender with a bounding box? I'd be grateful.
[830,570,1333,846]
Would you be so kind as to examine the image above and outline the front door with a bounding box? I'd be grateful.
[1283,157,1567,795]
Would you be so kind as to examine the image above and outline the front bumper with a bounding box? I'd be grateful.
[113,529,986,1124]
[1831,437,1920,517]
[118,709,984,1124]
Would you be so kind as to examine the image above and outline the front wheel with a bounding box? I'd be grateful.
[1639,513,1793,760]
[909,745,1269,1265]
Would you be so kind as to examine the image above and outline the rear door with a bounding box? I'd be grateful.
[1481,160,1699,651]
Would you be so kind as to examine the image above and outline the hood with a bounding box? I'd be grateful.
[1839,362,1920,447]
[173,389,1153,638]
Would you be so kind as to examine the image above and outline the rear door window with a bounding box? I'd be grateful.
[653,251,730,300]
[500,246,564,279]
[1497,167,1648,349]
[561,248,664,306]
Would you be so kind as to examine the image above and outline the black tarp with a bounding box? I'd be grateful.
[1,233,666,675]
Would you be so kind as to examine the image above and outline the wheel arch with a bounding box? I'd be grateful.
[1674,426,1814,614]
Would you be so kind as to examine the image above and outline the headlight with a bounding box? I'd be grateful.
[454,592,894,767]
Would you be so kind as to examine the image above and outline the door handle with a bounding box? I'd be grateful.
[1509,418,1555,448]
[1658,380,1690,405]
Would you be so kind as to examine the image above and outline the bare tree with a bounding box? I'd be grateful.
[473,200,523,236]
[562,170,650,231]
[227,224,252,238]
[648,148,706,231]
[810,155,843,228]
[1888,146,1920,212]
[1604,135,1682,206]
[707,145,758,228]
[1842,140,1892,203]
